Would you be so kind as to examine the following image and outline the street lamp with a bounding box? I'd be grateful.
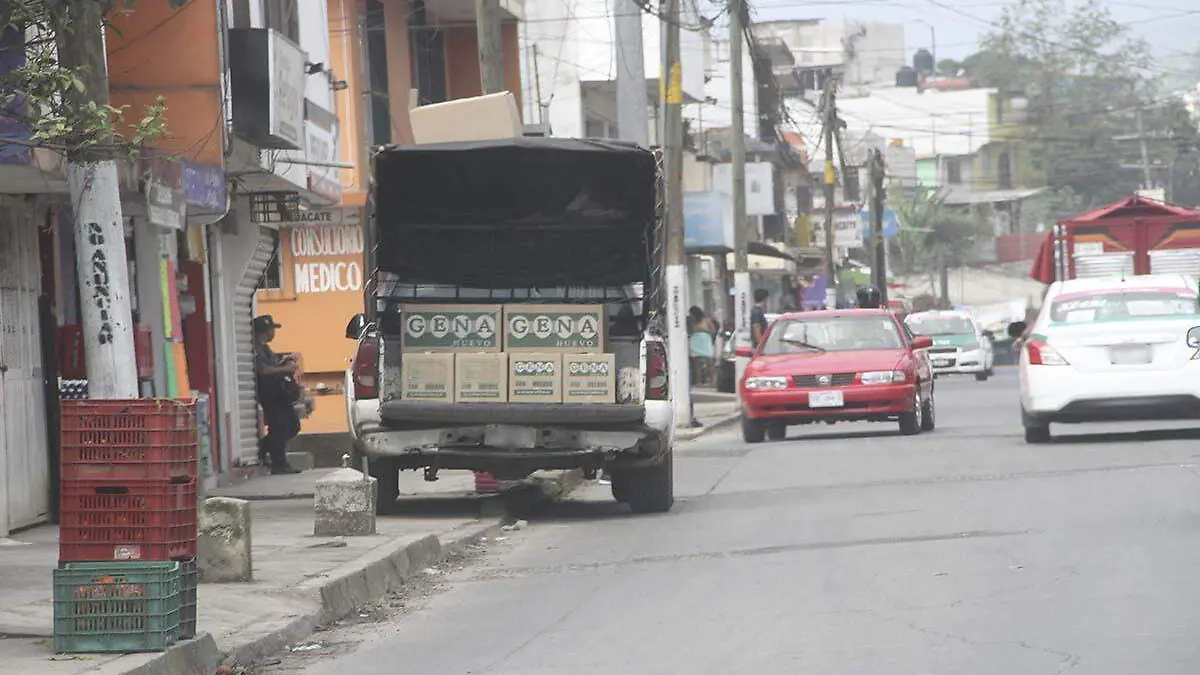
[913,19,936,74]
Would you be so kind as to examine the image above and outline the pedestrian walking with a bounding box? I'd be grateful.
[688,306,715,386]
[253,315,303,475]
[751,288,771,347]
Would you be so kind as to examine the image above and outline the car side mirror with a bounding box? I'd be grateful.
[1187,326,1200,348]
[981,329,994,341]
[1007,321,1027,340]
[734,345,755,358]
[912,336,933,350]
[345,313,367,340]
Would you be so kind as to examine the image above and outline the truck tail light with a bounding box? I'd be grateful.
[1027,339,1068,366]
[645,340,669,401]
[353,335,380,399]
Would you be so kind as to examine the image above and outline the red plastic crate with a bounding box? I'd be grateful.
[60,399,198,482]
[59,479,198,562]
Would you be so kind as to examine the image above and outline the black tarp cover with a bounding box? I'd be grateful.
[373,137,658,289]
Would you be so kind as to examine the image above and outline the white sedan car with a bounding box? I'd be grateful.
[1016,273,1200,443]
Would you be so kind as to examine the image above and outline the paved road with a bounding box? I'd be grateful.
[269,368,1200,675]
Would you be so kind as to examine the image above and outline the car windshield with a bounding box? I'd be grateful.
[907,316,974,336]
[1048,290,1200,324]
[761,316,904,354]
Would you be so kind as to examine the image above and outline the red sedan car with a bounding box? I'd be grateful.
[736,309,935,442]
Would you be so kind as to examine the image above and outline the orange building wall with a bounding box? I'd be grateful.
[327,0,370,202]
[105,1,224,167]
[384,0,417,145]
[443,22,524,103]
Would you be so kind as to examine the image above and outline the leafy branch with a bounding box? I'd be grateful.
[1,0,168,159]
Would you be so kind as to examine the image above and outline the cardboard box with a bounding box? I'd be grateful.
[455,353,508,403]
[400,304,501,352]
[400,353,455,402]
[563,353,616,404]
[508,353,563,403]
[503,304,605,353]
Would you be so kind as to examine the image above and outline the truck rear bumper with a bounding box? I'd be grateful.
[355,422,669,475]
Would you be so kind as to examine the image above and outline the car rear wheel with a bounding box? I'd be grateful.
[898,386,923,435]
[766,423,788,441]
[623,451,674,514]
[920,385,936,431]
[742,417,765,443]
[1024,425,1051,444]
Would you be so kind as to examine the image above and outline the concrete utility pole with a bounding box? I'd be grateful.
[730,0,751,352]
[475,0,505,94]
[868,148,888,306]
[615,0,648,146]
[56,1,138,399]
[661,0,692,426]
[1135,106,1153,189]
[820,74,838,309]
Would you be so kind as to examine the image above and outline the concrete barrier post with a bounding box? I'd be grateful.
[198,497,253,583]
[314,466,378,537]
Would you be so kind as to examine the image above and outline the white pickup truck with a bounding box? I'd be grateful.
[343,137,676,515]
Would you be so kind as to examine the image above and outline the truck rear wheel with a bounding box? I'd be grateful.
[622,451,674,514]
[353,451,400,515]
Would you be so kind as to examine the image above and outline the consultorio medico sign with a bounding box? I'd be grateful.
[289,223,364,294]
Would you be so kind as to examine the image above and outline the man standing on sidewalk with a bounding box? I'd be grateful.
[751,288,771,347]
[253,315,302,475]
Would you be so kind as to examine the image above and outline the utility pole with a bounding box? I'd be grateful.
[820,74,838,309]
[56,1,138,400]
[1135,106,1153,189]
[868,148,888,306]
[661,0,692,425]
[730,0,751,365]
[615,0,648,146]
[475,0,505,93]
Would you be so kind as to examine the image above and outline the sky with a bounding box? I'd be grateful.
[750,0,1200,63]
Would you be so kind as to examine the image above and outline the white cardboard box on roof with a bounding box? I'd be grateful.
[410,91,523,145]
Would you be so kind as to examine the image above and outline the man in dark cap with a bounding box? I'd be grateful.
[253,315,302,475]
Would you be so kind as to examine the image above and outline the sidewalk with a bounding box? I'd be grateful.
[0,468,540,675]
[678,389,739,441]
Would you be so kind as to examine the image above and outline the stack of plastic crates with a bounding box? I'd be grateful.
[54,399,200,653]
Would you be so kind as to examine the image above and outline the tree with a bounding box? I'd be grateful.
[1,1,166,158]
[966,0,1175,209]
[890,188,991,305]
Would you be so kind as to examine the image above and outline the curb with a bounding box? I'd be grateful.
[676,411,740,442]
[112,470,585,675]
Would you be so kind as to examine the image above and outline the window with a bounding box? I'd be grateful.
[231,0,250,28]
[264,0,299,42]
[1049,290,1200,324]
[998,151,1012,189]
[761,316,903,354]
[907,315,974,336]
[945,158,962,185]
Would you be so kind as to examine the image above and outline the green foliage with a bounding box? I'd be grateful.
[890,188,991,277]
[0,1,167,159]
[962,0,1187,209]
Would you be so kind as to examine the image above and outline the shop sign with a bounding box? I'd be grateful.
[182,160,227,211]
[268,31,305,149]
[712,162,776,217]
[145,160,187,230]
[278,207,360,228]
[683,191,734,250]
[305,119,342,202]
[289,224,364,294]
[0,28,30,166]
[812,210,864,248]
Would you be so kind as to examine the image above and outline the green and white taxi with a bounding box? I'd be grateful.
[905,310,996,381]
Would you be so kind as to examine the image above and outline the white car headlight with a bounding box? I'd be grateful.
[861,370,906,384]
[744,376,789,390]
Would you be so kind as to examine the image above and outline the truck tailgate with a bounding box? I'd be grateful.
[380,401,646,427]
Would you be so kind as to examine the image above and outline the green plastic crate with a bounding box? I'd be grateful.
[54,561,181,653]
[178,557,197,639]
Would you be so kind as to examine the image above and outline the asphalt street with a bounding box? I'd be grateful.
[267,368,1200,675]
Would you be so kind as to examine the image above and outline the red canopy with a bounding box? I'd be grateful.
[1026,195,1200,283]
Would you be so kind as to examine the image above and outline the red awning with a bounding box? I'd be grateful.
[1028,231,1055,284]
